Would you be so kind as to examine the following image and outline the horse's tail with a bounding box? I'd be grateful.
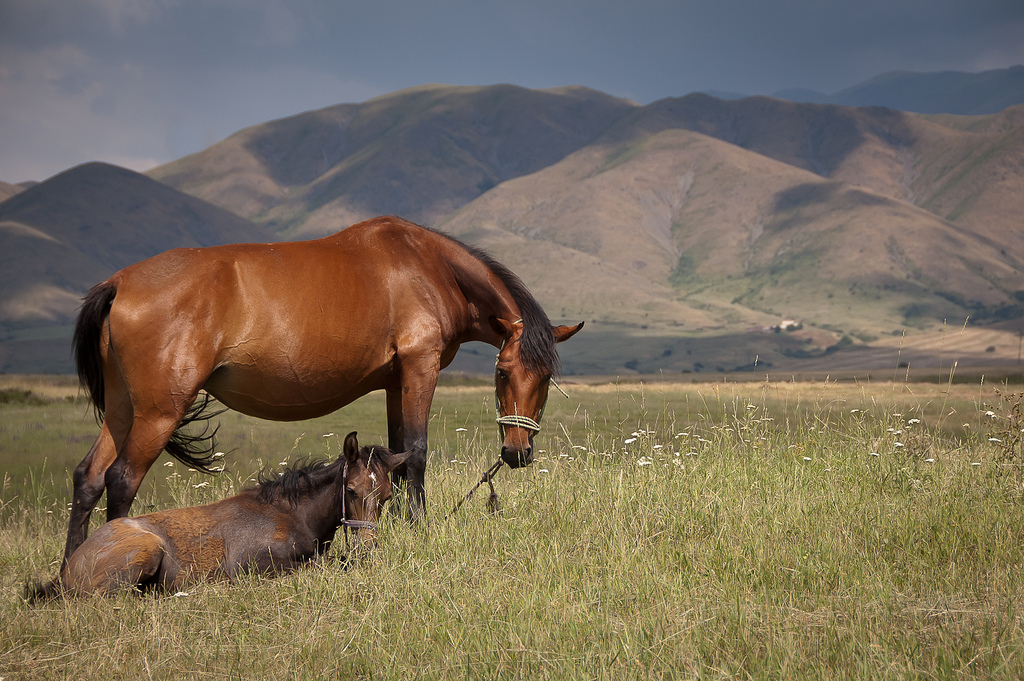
[73,280,118,421]
[74,279,226,473]
[166,392,227,473]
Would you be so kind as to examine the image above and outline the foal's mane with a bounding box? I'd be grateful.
[253,457,344,506]
[426,225,560,376]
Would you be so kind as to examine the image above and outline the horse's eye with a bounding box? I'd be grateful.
[496,368,509,381]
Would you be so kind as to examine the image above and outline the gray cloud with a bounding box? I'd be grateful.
[1,0,1022,182]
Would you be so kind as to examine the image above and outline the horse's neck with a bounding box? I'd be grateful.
[447,251,519,343]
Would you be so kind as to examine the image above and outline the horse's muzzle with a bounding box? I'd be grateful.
[501,445,533,468]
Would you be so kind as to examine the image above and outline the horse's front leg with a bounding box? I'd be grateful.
[386,368,438,520]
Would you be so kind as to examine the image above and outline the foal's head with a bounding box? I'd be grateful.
[340,431,410,547]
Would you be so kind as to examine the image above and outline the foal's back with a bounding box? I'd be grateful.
[60,491,303,594]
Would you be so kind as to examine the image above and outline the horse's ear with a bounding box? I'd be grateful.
[489,316,516,339]
[372,448,413,476]
[343,431,360,464]
[552,321,584,343]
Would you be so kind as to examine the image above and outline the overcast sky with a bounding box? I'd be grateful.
[2,0,1023,183]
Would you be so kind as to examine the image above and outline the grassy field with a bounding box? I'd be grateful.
[3,374,1024,678]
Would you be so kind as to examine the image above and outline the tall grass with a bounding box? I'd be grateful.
[3,377,1024,679]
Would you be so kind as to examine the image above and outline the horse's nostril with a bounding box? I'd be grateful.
[501,446,533,469]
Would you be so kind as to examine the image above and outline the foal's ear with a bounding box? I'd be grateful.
[552,321,584,343]
[343,431,360,464]
[372,448,413,476]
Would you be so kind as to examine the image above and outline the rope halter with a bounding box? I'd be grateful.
[495,413,542,433]
[340,459,377,534]
[493,318,545,435]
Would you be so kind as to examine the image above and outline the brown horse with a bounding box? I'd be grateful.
[67,215,582,563]
[31,432,406,599]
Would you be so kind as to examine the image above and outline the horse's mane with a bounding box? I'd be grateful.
[252,457,344,506]
[425,225,560,376]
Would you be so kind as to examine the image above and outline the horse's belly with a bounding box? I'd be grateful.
[204,362,385,421]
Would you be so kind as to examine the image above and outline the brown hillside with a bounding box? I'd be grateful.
[149,84,638,236]
[912,105,1024,250]
[149,88,1024,261]
[442,127,1024,343]
[601,95,1024,252]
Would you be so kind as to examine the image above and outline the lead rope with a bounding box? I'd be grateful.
[446,458,505,519]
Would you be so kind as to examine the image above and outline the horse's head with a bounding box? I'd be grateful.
[489,317,584,468]
[341,431,410,547]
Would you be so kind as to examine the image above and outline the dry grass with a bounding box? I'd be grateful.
[4,376,1024,678]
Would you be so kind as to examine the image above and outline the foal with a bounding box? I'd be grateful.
[31,432,407,599]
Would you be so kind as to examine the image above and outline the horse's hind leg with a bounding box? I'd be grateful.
[66,425,117,564]
[65,383,133,565]
[103,396,199,521]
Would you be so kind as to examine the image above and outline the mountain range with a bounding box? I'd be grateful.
[771,65,1024,115]
[3,66,1024,376]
